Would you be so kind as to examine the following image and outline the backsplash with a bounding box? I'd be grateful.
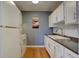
[53,24,79,38]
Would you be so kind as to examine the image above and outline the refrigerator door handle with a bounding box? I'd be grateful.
[5,26,19,28]
[0,25,3,27]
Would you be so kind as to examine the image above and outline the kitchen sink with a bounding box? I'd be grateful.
[48,35,70,40]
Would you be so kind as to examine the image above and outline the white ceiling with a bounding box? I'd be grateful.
[14,1,62,12]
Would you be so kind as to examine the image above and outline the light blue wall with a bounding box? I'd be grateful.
[22,11,52,45]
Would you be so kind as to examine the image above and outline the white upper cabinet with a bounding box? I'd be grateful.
[49,2,79,26]
[78,2,79,24]
[0,2,3,26]
[52,10,57,24]
[56,3,64,23]
[1,2,22,27]
[49,2,64,27]
[64,1,78,24]
[49,14,53,27]
[0,2,1,25]
[49,10,57,27]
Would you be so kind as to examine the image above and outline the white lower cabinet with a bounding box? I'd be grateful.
[48,38,55,57]
[44,36,78,58]
[44,36,54,57]
[49,15,52,27]
[44,36,64,58]
[63,48,78,58]
[54,43,64,58]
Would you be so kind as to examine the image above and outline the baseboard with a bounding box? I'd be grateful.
[26,45,44,47]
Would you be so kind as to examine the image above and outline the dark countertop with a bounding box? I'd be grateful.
[46,34,78,54]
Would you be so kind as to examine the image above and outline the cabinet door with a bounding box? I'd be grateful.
[54,45,60,58]
[64,1,77,24]
[64,48,78,58]
[49,12,57,27]
[54,45,59,58]
[48,38,55,58]
[56,3,64,23]
[44,36,51,54]
[0,2,1,25]
[52,10,57,24]
[44,36,55,58]
[0,2,3,26]
[78,2,79,24]
[49,15,53,27]
[0,28,3,57]
[2,2,21,27]
[44,36,49,50]
[54,43,64,58]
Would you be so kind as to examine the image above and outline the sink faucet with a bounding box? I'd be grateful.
[56,27,63,35]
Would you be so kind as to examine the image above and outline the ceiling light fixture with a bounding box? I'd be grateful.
[32,0,39,4]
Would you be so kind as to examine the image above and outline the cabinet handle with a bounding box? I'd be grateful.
[48,43,51,49]
[61,56,63,58]
[56,16,57,21]
[54,46,55,50]
[57,17,58,21]
[74,12,75,19]
[64,16,65,19]
[54,46,56,57]
[67,53,74,58]
[74,12,76,19]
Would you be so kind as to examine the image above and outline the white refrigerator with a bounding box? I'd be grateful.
[0,1,22,57]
